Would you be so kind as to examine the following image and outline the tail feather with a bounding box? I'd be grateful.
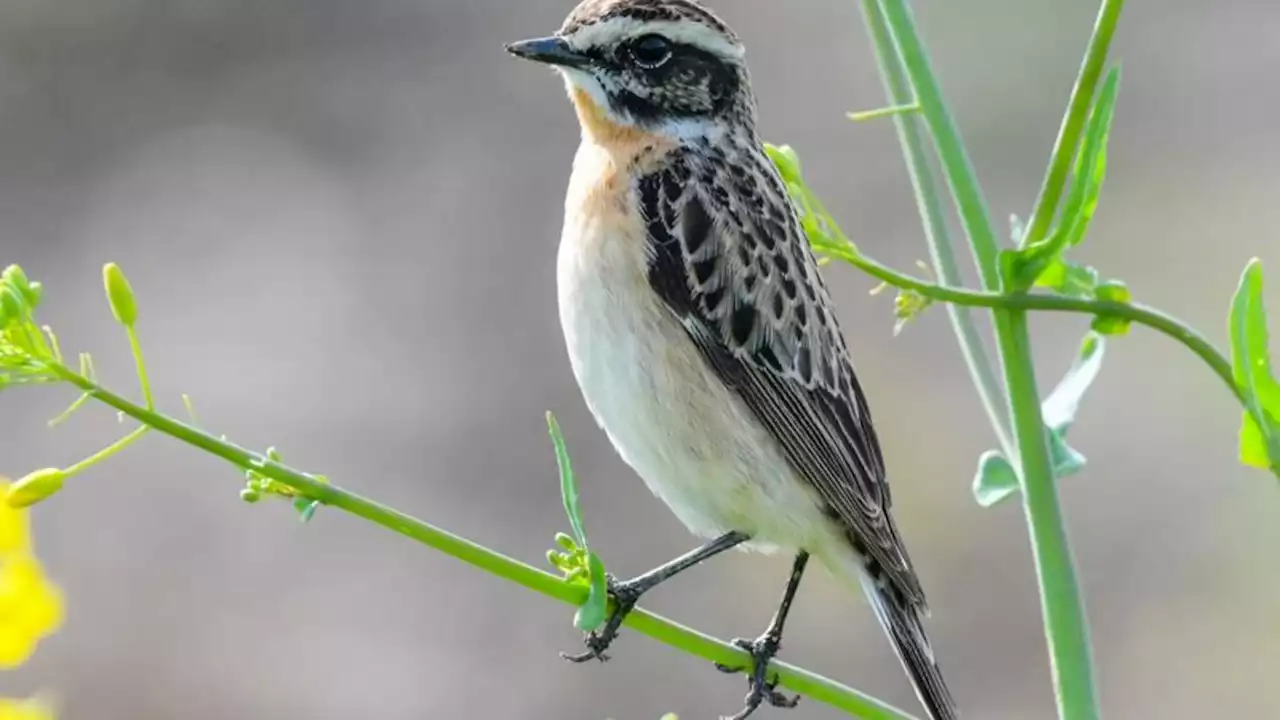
[859,574,959,720]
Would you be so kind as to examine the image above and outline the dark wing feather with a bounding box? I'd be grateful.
[639,146,926,607]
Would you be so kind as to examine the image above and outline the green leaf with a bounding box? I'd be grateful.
[1228,259,1280,474]
[1059,67,1121,249]
[973,450,1019,508]
[548,412,589,548]
[1047,429,1088,478]
[1042,333,1107,434]
[547,412,611,631]
[574,551,609,632]
[762,143,802,183]
[976,334,1106,507]
[1033,258,1100,299]
[1043,332,1105,478]
[763,143,859,264]
[1009,67,1121,289]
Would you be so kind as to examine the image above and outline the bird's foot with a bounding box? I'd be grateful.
[559,574,644,663]
[714,635,800,720]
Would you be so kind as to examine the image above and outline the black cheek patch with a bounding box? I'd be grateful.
[610,44,740,123]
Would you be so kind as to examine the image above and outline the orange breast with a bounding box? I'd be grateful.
[570,88,668,160]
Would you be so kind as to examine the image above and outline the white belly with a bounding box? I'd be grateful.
[556,170,838,556]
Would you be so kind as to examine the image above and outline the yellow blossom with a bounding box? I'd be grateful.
[0,479,63,668]
[0,696,55,720]
[0,554,63,668]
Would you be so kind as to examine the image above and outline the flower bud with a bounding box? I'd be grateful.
[102,263,137,327]
[22,281,42,309]
[2,265,29,293]
[763,143,803,183]
[6,468,65,508]
[0,286,24,324]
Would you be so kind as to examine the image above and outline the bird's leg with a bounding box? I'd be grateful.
[561,530,750,663]
[715,551,809,720]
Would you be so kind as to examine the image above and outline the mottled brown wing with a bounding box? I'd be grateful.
[639,145,926,607]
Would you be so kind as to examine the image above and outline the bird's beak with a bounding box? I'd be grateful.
[505,36,591,69]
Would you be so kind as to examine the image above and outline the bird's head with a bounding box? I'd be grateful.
[506,0,756,144]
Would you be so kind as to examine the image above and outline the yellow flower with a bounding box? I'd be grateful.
[0,479,63,668]
[0,696,55,720]
[0,554,63,669]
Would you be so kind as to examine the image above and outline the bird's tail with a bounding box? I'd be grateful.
[858,573,960,720]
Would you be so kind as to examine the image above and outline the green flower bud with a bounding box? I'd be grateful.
[0,285,25,324]
[2,265,29,294]
[763,143,803,183]
[6,468,66,508]
[102,262,138,326]
[23,281,42,309]
[239,487,262,503]
[554,532,578,551]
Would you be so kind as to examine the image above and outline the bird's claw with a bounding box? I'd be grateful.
[716,635,800,720]
[559,574,642,663]
[559,631,615,663]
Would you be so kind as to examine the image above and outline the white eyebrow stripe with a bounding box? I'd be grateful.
[570,18,744,60]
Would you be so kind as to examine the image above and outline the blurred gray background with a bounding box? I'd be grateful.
[2,0,1278,718]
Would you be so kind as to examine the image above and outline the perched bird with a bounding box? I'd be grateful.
[506,1,958,718]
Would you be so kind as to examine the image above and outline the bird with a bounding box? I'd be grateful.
[505,1,958,718]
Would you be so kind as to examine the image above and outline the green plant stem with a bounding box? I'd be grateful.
[837,248,1239,403]
[1022,0,1127,247]
[61,424,149,478]
[45,362,915,720]
[872,1,1102,717]
[125,325,154,409]
[859,0,1013,455]
[847,103,919,122]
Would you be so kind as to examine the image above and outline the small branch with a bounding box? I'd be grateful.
[839,248,1239,403]
[847,103,919,122]
[44,362,915,720]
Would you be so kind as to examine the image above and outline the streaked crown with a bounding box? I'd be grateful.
[506,0,756,141]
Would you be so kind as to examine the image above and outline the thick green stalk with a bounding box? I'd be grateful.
[1022,0,1127,247]
[46,362,915,720]
[870,1,1101,717]
[1002,311,1097,720]
[858,0,1012,455]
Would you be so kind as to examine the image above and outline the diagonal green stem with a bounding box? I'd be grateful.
[44,362,914,720]
[830,246,1240,403]
[869,1,1104,717]
[859,0,1012,455]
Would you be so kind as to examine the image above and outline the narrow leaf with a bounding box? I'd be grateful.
[976,334,1105,507]
[1012,67,1121,289]
[1228,259,1280,474]
[547,412,611,630]
[1042,333,1107,433]
[547,412,589,547]
[1060,67,1121,248]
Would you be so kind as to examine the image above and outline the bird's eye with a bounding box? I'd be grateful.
[628,34,673,68]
